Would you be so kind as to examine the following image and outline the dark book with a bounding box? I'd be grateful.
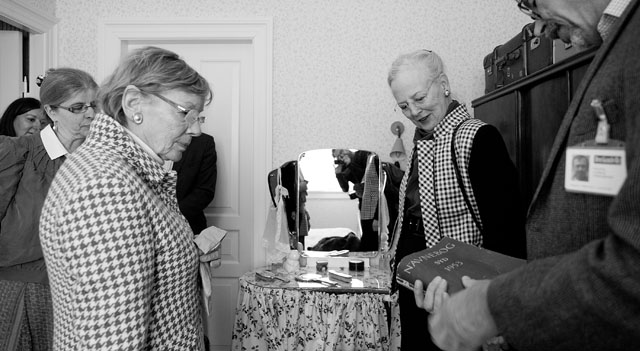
[396,237,526,294]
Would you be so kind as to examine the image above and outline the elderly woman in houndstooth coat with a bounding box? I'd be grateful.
[40,47,220,350]
[385,49,526,350]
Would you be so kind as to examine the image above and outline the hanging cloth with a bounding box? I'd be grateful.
[262,168,291,264]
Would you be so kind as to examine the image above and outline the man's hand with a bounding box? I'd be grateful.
[414,276,449,314]
[428,277,499,351]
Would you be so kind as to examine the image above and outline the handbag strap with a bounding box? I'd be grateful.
[450,121,483,233]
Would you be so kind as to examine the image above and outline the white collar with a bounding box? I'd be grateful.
[124,127,164,165]
[597,0,632,37]
[40,125,68,160]
[603,0,631,18]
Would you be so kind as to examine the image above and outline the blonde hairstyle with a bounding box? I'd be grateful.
[99,46,212,126]
[387,49,447,87]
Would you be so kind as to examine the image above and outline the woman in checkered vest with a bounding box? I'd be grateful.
[40,47,219,350]
[386,49,526,350]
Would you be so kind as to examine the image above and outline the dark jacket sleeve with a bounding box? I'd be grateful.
[0,136,27,225]
[176,135,217,221]
[468,125,527,259]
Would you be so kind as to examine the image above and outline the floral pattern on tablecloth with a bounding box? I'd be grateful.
[231,274,401,351]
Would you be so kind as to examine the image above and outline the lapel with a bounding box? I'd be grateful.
[528,0,638,211]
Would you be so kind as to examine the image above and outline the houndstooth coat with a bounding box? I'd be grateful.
[40,113,203,350]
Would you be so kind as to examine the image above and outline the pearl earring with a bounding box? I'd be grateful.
[444,90,451,97]
[132,112,144,124]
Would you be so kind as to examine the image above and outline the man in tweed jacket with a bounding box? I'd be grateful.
[423,0,640,350]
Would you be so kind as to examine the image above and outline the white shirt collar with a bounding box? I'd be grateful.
[40,125,68,160]
[597,0,632,38]
[124,127,165,165]
[603,0,631,18]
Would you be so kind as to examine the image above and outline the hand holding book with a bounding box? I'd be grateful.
[396,237,525,294]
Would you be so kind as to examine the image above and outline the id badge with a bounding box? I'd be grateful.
[565,143,626,196]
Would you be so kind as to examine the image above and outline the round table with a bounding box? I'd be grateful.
[231,265,401,351]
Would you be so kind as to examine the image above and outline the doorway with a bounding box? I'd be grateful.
[98,19,273,351]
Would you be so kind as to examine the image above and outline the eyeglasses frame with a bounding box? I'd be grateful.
[395,78,439,115]
[139,89,206,125]
[51,101,97,114]
[517,0,541,20]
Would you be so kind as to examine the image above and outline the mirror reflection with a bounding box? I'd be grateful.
[296,149,381,254]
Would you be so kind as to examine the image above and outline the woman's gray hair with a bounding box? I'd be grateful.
[40,68,98,108]
[99,46,212,126]
[387,49,446,87]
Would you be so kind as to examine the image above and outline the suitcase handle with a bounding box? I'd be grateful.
[495,48,521,68]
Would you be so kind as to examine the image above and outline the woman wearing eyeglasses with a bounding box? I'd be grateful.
[40,46,218,350]
[385,50,526,350]
[0,67,97,350]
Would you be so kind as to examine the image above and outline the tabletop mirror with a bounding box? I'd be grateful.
[295,148,383,257]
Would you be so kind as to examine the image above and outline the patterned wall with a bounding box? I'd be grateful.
[54,0,529,167]
[18,0,55,18]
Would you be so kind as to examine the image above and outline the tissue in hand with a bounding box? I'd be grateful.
[194,225,227,253]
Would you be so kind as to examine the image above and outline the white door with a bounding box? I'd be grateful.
[101,20,273,351]
[0,31,23,113]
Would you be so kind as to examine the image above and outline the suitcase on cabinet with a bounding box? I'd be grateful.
[483,50,497,94]
[553,39,581,63]
[523,23,554,74]
[484,23,554,93]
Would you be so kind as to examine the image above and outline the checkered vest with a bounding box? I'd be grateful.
[390,104,485,252]
[360,155,379,220]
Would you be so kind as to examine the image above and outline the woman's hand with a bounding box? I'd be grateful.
[414,276,449,313]
[199,242,222,270]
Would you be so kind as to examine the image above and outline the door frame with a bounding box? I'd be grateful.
[0,0,59,96]
[97,18,273,269]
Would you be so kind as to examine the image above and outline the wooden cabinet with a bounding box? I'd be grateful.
[472,49,596,207]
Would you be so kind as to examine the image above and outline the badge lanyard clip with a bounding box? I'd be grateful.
[590,99,610,145]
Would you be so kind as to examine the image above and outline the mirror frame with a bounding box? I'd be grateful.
[296,149,383,258]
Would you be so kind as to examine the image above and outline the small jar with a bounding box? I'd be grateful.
[348,259,365,272]
[316,260,328,273]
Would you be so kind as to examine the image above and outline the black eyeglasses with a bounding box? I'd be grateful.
[517,0,541,20]
[140,89,206,125]
[52,102,97,114]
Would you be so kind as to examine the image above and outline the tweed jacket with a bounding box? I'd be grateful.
[40,114,203,350]
[488,1,640,350]
[173,132,217,235]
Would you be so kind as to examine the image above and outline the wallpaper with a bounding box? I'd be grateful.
[17,0,55,18]
[54,0,530,167]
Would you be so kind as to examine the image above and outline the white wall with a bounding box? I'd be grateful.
[305,191,361,231]
[51,0,530,167]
